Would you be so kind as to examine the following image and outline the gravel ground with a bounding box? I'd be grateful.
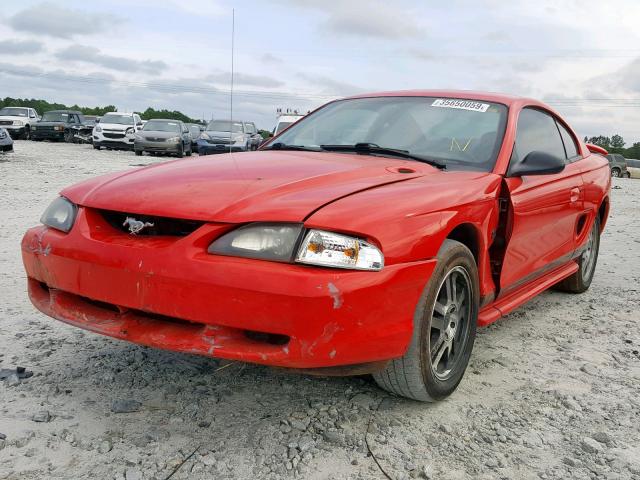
[1,140,639,480]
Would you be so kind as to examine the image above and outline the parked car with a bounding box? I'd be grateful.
[273,113,304,135]
[0,106,39,139]
[0,127,13,152]
[69,115,100,144]
[134,119,192,157]
[21,91,610,402]
[197,119,253,155]
[244,121,262,150]
[605,154,630,178]
[32,110,87,142]
[186,123,204,153]
[626,158,640,179]
[93,112,143,150]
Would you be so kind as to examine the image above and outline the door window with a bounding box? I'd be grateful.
[512,108,566,164]
[556,122,579,160]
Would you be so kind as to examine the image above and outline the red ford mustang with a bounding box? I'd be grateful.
[22,91,610,401]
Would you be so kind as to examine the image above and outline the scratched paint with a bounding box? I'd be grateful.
[327,282,343,309]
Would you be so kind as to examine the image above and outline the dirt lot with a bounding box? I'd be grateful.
[1,140,639,480]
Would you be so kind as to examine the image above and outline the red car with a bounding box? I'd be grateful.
[22,91,610,401]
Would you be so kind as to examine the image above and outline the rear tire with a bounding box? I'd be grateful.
[186,145,192,156]
[93,144,101,150]
[135,150,143,156]
[373,239,478,401]
[611,168,620,177]
[554,216,600,293]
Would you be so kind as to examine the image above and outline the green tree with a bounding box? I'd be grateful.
[587,136,611,150]
[623,142,640,159]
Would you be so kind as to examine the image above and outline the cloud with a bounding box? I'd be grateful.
[278,0,422,39]
[55,45,167,75]
[0,39,44,54]
[6,2,122,39]
[296,73,363,96]
[260,53,283,65]
[204,72,285,88]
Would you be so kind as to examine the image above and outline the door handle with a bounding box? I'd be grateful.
[570,187,581,203]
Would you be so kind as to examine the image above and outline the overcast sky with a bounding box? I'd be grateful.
[1,0,639,142]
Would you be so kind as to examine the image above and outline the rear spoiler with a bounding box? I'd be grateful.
[585,143,608,156]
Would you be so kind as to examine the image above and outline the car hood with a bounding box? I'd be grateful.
[100,123,131,131]
[205,130,243,139]
[36,121,66,127]
[0,116,29,122]
[139,130,179,139]
[62,151,437,223]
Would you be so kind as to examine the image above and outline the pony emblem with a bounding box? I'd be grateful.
[123,217,154,235]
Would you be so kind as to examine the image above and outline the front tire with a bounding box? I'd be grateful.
[135,150,143,156]
[23,126,31,140]
[373,239,478,401]
[176,144,184,158]
[554,216,600,293]
[64,130,74,143]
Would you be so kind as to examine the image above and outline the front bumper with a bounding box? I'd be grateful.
[197,140,245,155]
[21,208,435,369]
[135,140,181,153]
[3,125,26,137]
[93,133,135,149]
[32,129,65,140]
[0,139,13,151]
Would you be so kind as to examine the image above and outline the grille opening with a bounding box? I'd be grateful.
[83,297,123,313]
[244,330,290,346]
[100,210,204,236]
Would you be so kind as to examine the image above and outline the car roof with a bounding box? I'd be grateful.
[146,118,183,123]
[344,89,535,107]
[103,112,135,116]
[46,110,82,113]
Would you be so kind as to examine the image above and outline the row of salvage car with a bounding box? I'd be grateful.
[0,106,267,158]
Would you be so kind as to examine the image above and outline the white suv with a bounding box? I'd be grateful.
[93,112,143,150]
[0,107,39,139]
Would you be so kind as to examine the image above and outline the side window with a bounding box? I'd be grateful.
[556,122,579,160]
[512,108,566,164]
[68,115,76,123]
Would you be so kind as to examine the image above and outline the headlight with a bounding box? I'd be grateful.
[54,125,64,131]
[166,136,180,143]
[232,135,244,144]
[208,223,303,262]
[40,197,77,233]
[95,125,102,133]
[14,120,24,126]
[296,230,383,271]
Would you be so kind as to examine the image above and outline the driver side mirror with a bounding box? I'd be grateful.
[509,151,565,177]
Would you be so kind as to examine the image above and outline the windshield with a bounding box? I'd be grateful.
[0,107,28,117]
[275,122,293,134]
[41,112,70,122]
[207,120,244,133]
[101,114,133,125]
[143,120,181,132]
[274,97,508,171]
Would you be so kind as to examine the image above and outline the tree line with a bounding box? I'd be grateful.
[0,97,204,124]
[584,134,640,159]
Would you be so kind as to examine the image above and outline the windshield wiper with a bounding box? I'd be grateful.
[264,142,324,152]
[320,143,446,170]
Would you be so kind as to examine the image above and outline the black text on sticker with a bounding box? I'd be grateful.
[432,99,490,112]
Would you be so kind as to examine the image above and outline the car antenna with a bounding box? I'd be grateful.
[229,8,234,154]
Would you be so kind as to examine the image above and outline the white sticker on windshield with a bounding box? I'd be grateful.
[431,99,490,112]
[168,122,177,126]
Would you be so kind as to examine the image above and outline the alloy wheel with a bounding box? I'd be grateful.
[429,266,473,381]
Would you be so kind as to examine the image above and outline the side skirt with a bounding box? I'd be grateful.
[478,260,579,327]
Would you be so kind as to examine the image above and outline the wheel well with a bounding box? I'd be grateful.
[598,197,609,232]
[447,224,479,263]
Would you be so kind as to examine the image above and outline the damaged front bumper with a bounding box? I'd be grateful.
[21,208,436,371]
